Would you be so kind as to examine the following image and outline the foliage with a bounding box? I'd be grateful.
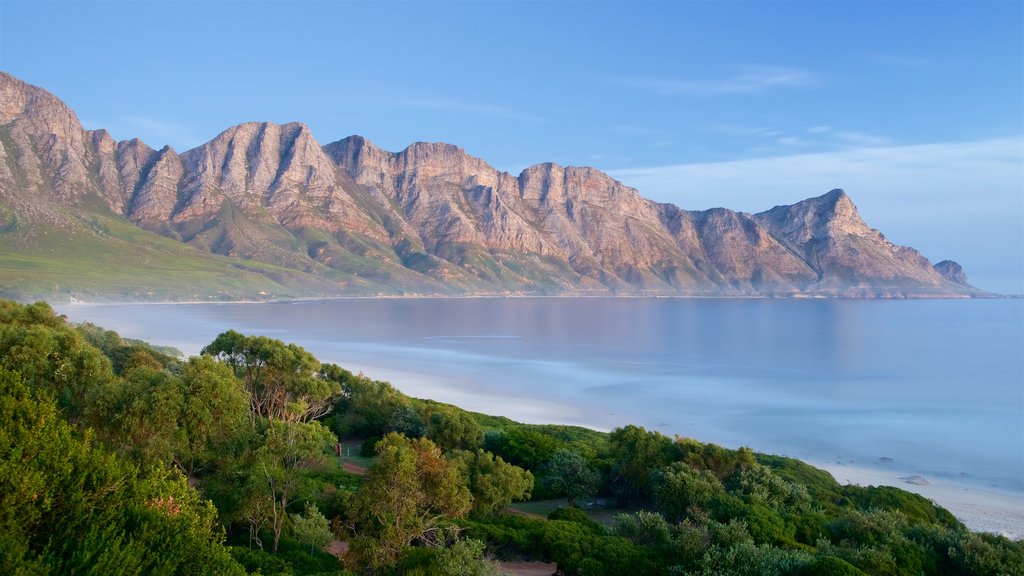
[549,506,605,533]
[450,448,534,516]
[422,404,485,452]
[347,433,472,570]
[386,405,427,438]
[0,367,244,575]
[249,419,337,553]
[486,425,559,470]
[651,461,725,522]
[0,300,113,421]
[5,300,1024,576]
[202,330,342,423]
[76,321,181,374]
[398,538,503,576]
[614,511,672,547]
[290,503,334,554]
[608,425,675,502]
[329,374,407,438]
[538,449,601,505]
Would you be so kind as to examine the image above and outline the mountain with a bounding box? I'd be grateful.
[0,72,985,300]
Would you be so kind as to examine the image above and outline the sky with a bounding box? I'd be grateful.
[1,1,1021,293]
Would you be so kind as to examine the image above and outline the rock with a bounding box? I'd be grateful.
[933,260,970,285]
[0,71,989,298]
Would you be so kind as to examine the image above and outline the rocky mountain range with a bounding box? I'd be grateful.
[0,72,984,300]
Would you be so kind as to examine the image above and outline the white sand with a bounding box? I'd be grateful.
[815,461,1024,540]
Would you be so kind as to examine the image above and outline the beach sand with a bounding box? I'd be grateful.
[816,461,1024,540]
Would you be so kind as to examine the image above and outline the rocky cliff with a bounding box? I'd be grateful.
[0,72,984,299]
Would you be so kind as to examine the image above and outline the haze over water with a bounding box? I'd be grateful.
[59,298,1023,498]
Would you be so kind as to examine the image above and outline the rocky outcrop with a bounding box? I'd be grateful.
[933,260,970,286]
[0,72,986,298]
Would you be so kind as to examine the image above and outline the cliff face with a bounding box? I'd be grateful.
[0,72,985,298]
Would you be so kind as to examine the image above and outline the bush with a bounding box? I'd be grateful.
[548,506,604,533]
[360,436,382,457]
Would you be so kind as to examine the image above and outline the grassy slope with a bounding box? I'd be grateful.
[0,205,355,301]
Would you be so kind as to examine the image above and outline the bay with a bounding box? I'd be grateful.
[57,298,1024,529]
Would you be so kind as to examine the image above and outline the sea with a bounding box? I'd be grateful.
[56,298,1024,502]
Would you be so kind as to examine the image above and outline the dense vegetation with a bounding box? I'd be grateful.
[1,300,1020,575]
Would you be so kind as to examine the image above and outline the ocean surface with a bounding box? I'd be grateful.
[57,298,1024,496]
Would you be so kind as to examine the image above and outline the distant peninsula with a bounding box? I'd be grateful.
[0,72,986,301]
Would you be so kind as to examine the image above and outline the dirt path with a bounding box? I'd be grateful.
[341,461,367,475]
[498,561,557,576]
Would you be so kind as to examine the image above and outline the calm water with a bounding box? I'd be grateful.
[57,298,1024,494]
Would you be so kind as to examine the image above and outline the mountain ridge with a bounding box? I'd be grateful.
[0,72,987,300]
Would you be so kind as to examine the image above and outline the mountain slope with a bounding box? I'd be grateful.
[0,72,985,300]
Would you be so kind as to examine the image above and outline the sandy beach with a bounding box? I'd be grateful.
[816,461,1024,540]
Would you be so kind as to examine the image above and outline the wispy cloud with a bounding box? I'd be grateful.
[615,65,816,96]
[393,98,547,123]
[609,137,1024,293]
[715,123,892,153]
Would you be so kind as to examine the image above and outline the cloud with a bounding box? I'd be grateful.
[393,97,547,123]
[608,137,1024,293]
[616,65,816,96]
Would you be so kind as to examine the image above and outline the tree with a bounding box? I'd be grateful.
[488,426,558,470]
[609,425,675,502]
[0,300,114,422]
[540,449,601,506]
[614,511,671,547]
[431,538,503,576]
[426,408,484,451]
[387,405,427,438]
[329,373,408,437]
[174,355,250,476]
[201,330,341,423]
[291,502,333,554]
[348,433,472,570]
[85,364,183,468]
[0,366,244,575]
[250,419,336,552]
[651,461,724,522]
[451,449,533,515]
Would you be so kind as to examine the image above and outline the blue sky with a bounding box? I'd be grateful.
[1,1,1021,293]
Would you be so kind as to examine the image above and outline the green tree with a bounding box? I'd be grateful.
[387,405,427,437]
[290,502,334,554]
[329,374,408,437]
[609,425,675,502]
[426,408,484,451]
[451,448,534,515]
[250,419,336,553]
[488,426,558,470]
[0,300,114,421]
[539,449,601,506]
[0,366,244,575]
[614,511,671,547]
[431,538,502,576]
[348,433,472,570]
[651,461,724,522]
[175,355,250,476]
[202,330,341,423]
[86,364,183,468]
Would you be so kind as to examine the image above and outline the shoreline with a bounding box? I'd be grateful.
[52,301,1024,540]
[356,361,1024,541]
[814,460,1024,540]
[42,289,1011,307]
